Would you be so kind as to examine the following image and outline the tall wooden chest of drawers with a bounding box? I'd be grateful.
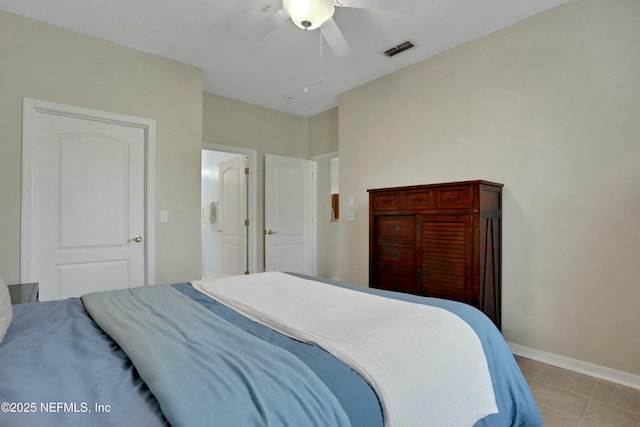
[368,180,503,328]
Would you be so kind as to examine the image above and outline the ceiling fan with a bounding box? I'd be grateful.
[247,0,417,57]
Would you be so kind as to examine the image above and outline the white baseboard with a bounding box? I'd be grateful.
[508,342,640,391]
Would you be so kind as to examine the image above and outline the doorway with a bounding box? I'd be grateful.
[201,144,258,278]
[310,152,340,280]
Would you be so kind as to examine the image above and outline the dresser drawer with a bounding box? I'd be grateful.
[376,270,417,294]
[436,186,473,209]
[404,190,433,209]
[376,216,415,241]
[376,243,415,268]
[372,191,401,211]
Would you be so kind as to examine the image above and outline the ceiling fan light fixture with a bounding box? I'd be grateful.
[283,0,335,30]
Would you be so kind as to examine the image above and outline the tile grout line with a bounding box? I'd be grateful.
[577,377,599,425]
[532,363,546,382]
[589,395,640,419]
[527,359,592,425]
[519,357,640,426]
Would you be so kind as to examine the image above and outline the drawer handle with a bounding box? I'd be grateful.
[390,225,401,231]
[447,195,459,200]
[391,253,401,258]
[382,198,393,204]
[391,280,400,286]
[411,197,424,202]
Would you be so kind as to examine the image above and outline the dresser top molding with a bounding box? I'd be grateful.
[367,180,504,193]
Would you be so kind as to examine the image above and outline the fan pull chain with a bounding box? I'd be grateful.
[319,30,325,84]
[304,29,309,94]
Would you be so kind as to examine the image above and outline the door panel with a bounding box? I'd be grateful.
[59,134,129,248]
[58,260,129,296]
[219,156,248,275]
[25,103,147,300]
[264,154,316,275]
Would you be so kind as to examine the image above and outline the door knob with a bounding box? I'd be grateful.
[132,236,143,243]
[266,229,277,235]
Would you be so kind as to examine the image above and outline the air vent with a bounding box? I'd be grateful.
[383,41,415,58]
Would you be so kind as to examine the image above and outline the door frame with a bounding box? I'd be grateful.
[21,98,156,285]
[202,143,258,274]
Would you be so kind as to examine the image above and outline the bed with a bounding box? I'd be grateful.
[0,272,542,426]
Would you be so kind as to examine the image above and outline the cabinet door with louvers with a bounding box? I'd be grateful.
[418,215,473,303]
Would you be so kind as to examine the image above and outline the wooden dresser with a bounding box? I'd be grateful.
[368,180,503,328]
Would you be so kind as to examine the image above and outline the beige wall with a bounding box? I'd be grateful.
[202,93,309,271]
[0,11,203,284]
[308,107,339,156]
[338,0,640,374]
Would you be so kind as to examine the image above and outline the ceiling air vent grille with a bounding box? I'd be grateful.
[384,41,415,57]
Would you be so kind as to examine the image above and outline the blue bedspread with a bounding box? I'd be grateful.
[0,275,542,427]
[0,298,167,427]
[81,285,350,427]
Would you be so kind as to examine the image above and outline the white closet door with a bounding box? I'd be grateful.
[23,100,150,300]
[264,154,316,275]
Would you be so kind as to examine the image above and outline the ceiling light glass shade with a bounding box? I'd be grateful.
[283,0,335,30]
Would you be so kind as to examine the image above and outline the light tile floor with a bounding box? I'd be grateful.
[515,356,640,426]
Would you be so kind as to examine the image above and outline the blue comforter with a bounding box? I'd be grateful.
[0,298,167,427]
[81,285,351,427]
[0,275,542,426]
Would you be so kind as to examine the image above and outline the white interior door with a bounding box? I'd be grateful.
[264,154,316,275]
[22,99,152,301]
[219,155,248,275]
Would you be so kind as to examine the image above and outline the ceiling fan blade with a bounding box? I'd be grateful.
[246,8,290,42]
[321,18,352,58]
[333,0,416,13]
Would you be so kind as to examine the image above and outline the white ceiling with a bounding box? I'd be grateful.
[0,0,570,117]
